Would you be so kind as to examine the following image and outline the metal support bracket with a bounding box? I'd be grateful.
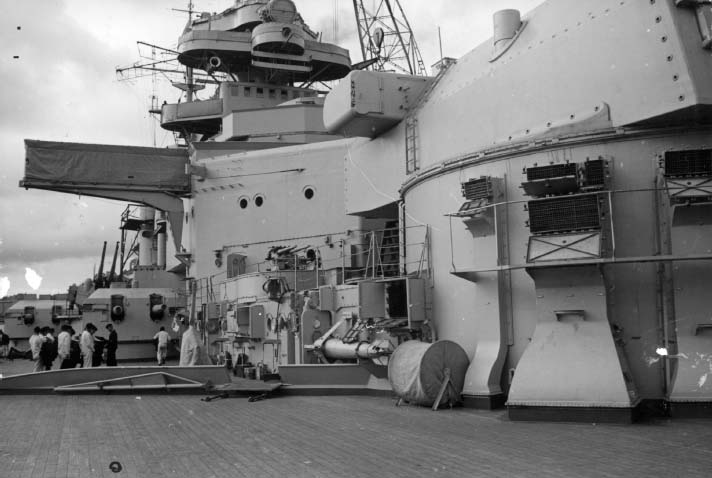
[431,368,456,411]
[527,232,602,263]
[53,371,206,393]
[675,0,712,49]
[675,0,711,7]
[665,177,712,200]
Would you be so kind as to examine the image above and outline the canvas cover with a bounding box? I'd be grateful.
[23,140,189,192]
[388,340,470,406]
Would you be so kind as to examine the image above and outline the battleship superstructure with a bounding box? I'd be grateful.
[20,0,712,421]
[1,215,186,360]
[77,206,187,361]
[2,293,77,346]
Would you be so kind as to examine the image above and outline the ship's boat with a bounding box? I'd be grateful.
[20,0,712,421]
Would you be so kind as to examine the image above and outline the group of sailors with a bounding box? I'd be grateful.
[28,322,118,372]
[11,315,208,372]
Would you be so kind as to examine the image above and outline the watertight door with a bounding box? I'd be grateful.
[250,305,265,339]
[406,278,425,328]
[358,281,386,319]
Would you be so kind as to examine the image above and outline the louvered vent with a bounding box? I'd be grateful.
[461,177,493,201]
[528,195,602,234]
[523,160,608,197]
[526,163,577,181]
[582,159,606,189]
[664,150,712,178]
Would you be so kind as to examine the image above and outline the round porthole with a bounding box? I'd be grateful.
[238,197,249,209]
[303,186,315,200]
[254,194,264,207]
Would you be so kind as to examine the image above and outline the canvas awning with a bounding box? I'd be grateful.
[21,140,191,250]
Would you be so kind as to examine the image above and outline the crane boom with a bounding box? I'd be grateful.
[352,0,427,76]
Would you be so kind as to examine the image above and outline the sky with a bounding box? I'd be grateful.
[0,0,543,297]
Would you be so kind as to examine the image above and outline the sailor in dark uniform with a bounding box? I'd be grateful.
[105,323,118,366]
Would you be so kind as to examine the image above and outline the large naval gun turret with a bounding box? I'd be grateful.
[326,0,712,420]
[21,0,712,421]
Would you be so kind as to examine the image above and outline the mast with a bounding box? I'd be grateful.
[185,1,196,104]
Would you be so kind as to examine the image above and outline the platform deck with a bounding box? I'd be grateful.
[2,358,712,477]
[0,393,711,477]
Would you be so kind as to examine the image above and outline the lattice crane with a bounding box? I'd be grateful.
[352,0,427,76]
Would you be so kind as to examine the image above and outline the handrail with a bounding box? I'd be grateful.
[190,224,431,297]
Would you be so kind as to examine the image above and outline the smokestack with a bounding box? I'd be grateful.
[138,206,155,266]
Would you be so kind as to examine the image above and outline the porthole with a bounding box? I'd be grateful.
[254,194,264,207]
[238,196,249,209]
[303,186,315,200]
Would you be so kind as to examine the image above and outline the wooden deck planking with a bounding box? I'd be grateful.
[2,393,712,477]
[2,353,712,477]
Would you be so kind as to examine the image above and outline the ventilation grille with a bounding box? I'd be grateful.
[664,150,712,177]
[526,163,577,181]
[582,159,606,188]
[523,160,607,197]
[461,177,493,201]
[528,195,602,234]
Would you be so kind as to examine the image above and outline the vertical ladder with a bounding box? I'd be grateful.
[380,221,400,277]
[405,117,418,174]
[404,59,455,175]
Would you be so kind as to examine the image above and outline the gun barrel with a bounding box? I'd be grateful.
[321,338,391,361]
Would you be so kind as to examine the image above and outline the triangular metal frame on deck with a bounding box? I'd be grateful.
[53,371,207,393]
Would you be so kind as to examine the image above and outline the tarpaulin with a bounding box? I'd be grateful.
[388,340,470,407]
[23,140,189,192]
[22,140,190,251]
